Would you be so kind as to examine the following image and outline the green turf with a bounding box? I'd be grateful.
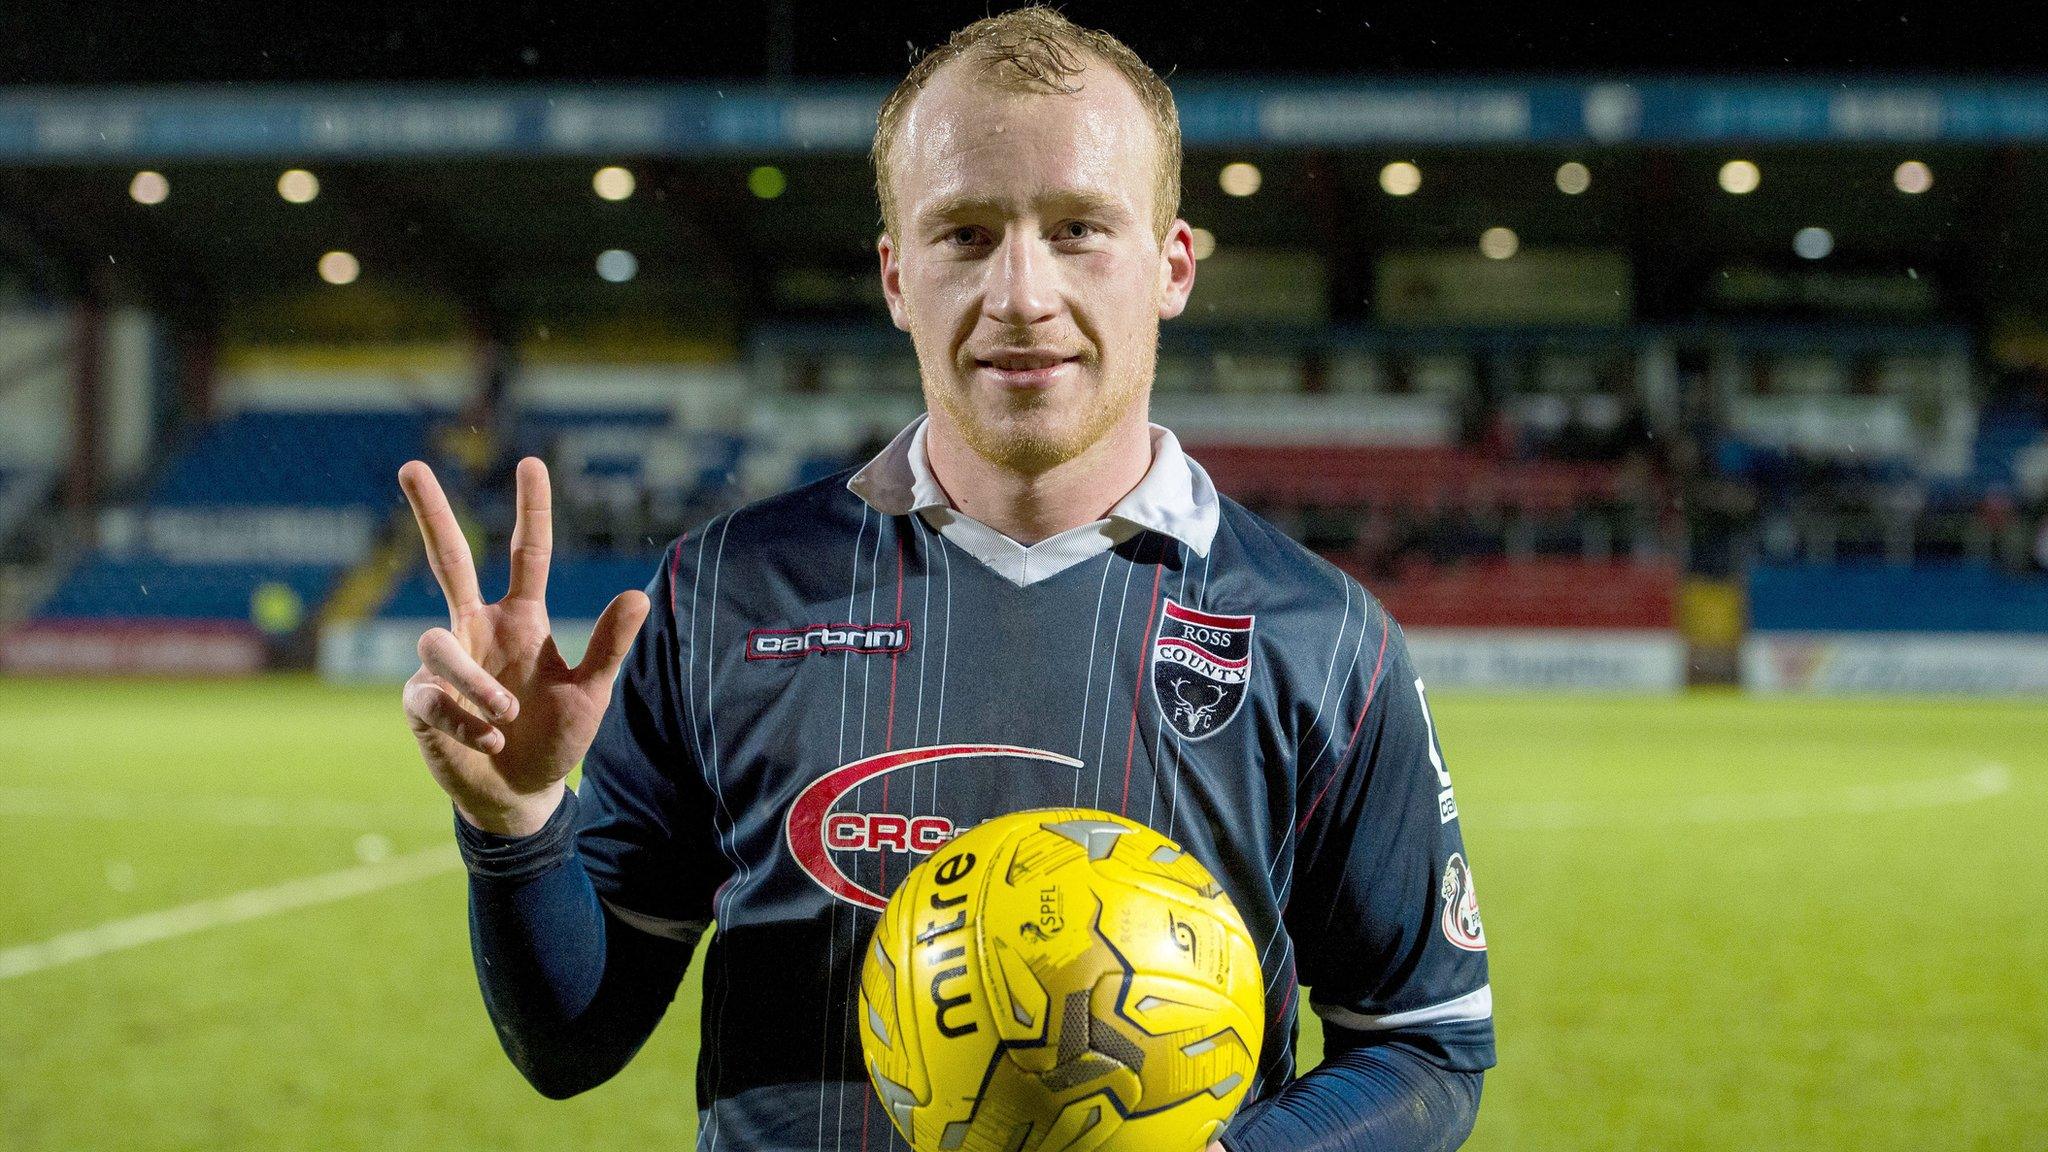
[1,678,2042,1150]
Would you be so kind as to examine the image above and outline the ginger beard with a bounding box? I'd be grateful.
[921,305,1155,476]
[880,62,1182,478]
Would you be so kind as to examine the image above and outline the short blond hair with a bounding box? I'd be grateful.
[871,5,1183,243]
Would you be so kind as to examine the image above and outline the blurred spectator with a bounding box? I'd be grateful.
[1298,502,1358,555]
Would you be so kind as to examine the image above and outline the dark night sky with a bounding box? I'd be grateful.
[6,1,2045,86]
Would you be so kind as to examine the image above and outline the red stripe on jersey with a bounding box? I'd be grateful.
[1120,552,1165,816]
[1296,611,1390,835]
[1275,966,1299,1023]
[879,535,905,895]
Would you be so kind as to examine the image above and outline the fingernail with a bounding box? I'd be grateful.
[492,695,514,719]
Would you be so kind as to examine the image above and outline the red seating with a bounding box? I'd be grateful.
[1324,557,1679,629]
[1188,444,1628,510]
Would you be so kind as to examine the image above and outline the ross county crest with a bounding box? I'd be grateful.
[1150,599,1255,741]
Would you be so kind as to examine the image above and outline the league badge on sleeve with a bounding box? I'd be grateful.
[1440,853,1487,951]
[1151,600,1254,741]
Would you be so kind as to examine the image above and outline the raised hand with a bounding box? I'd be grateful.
[397,457,651,837]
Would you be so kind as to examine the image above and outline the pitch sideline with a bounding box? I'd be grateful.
[0,786,447,829]
[1488,762,2014,831]
[0,844,460,982]
[0,764,2015,980]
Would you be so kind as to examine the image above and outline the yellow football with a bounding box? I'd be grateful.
[858,807,1264,1152]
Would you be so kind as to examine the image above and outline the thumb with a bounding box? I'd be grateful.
[573,589,652,686]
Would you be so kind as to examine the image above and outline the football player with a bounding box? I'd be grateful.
[400,8,1493,1150]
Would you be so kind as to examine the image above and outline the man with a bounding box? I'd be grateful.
[398,8,1493,1150]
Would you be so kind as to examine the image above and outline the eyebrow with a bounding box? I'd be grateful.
[917,189,1133,227]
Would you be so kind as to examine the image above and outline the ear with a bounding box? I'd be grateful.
[878,231,911,333]
[1156,218,1197,321]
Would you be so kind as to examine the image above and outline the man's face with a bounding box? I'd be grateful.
[878,61,1196,475]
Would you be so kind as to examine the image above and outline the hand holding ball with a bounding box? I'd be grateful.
[859,809,1264,1152]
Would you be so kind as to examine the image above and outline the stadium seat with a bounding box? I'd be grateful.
[149,411,438,508]
[37,558,340,621]
[379,552,667,620]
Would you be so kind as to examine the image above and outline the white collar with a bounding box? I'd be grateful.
[846,414,1218,587]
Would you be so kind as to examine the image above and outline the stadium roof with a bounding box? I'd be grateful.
[6,138,2037,335]
[18,79,2048,165]
[11,0,2048,334]
[6,1,2042,86]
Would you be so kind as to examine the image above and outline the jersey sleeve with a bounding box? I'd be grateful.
[575,538,731,943]
[1286,610,1495,1072]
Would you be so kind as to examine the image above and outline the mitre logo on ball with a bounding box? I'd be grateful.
[1151,600,1255,741]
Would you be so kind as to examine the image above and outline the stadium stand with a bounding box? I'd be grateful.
[0,466,55,548]
[1344,558,1679,631]
[10,309,2048,690]
[1973,401,2047,495]
[21,407,448,664]
[146,410,436,507]
[36,558,341,620]
[378,552,666,621]
[1189,444,1640,513]
[1749,563,2048,634]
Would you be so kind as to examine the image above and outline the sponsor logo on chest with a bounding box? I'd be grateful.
[784,744,1084,910]
[747,620,910,660]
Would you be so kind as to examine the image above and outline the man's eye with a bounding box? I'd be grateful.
[947,227,985,246]
[1057,221,1096,240]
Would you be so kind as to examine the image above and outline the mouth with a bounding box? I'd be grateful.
[972,352,1082,389]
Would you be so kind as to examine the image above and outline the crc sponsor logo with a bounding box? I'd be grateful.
[747,620,910,661]
[826,812,956,854]
[1151,599,1255,741]
[1440,853,1486,952]
[784,743,1084,911]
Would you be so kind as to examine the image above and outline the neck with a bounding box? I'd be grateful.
[924,414,1153,545]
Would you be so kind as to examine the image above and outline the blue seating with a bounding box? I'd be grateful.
[508,407,673,461]
[795,454,854,487]
[37,559,339,621]
[1750,563,2048,633]
[1972,405,2044,493]
[507,409,755,498]
[379,552,667,619]
[149,411,436,508]
[28,408,441,623]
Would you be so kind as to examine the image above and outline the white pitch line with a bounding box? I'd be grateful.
[0,787,447,830]
[0,844,460,982]
[1488,763,2013,832]
[0,765,2012,980]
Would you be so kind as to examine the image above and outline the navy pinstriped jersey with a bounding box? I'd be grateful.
[575,462,1495,1150]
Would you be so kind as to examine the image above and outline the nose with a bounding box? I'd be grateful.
[982,227,1060,328]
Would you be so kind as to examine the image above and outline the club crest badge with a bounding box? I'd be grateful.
[1440,853,1486,952]
[1150,599,1255,741]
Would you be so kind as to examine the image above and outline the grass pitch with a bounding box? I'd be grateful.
[0,678,2042,1151]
